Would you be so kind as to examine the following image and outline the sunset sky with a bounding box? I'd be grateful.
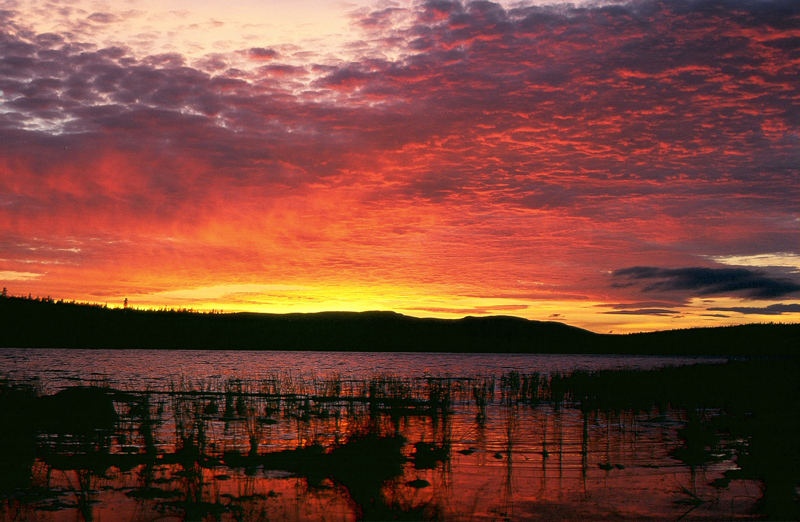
[1,0,798,332]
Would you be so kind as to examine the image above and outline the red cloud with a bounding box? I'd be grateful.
[1,0,798,329]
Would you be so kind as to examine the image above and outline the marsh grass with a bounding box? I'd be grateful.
[1,359,797,520]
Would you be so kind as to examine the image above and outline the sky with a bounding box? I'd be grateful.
[1,0,798,333]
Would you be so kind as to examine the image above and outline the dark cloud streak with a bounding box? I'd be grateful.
[602,308,679,316]
[707,303,800,315]
[613,267,800,299]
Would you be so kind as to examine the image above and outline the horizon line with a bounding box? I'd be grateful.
[3,291,797,336]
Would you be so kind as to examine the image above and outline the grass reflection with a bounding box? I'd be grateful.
[0,359,797,520]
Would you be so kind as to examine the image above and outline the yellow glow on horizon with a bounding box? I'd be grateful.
[3,1,798,337]
[9,278,798,334]
[114,283,800,334]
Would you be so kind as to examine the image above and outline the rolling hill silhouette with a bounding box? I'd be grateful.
[1,295,797,355]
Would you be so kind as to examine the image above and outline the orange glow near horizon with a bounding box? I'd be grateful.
[1,0,798,333]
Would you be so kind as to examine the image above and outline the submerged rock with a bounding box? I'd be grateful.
[38,386,117,433]
[406,478,431,489]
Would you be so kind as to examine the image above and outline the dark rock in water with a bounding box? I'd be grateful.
[711,477,731,489]
[0,383,39,492]
[406,478,430,489]
[37,387,117,433]
[412,441,449,469]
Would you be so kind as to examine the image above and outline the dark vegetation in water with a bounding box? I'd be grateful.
[1,294,798,355]
[554,360,800,520]
[0,376,440,520]
[1,359,798,519]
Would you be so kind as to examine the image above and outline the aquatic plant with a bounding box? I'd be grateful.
[1,359,798,520]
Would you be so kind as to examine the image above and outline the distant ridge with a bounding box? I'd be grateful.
[1,295,798,356]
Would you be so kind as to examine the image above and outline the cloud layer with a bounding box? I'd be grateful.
[708,303,800,315]
[612,267,800,299]
[1,0,798,330]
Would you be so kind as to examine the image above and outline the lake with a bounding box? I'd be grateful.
[0,349,796,520]
[0,349,729,392]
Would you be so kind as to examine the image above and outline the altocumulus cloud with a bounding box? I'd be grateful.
[0,0,798,321]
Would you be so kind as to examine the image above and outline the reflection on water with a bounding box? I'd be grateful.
[0,351,797,520]
[0,349,728,393]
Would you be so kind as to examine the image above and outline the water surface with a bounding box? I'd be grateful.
[0,348,727,392]
[1,349,791,520]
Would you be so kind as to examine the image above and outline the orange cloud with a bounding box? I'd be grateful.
[1,0,798,331]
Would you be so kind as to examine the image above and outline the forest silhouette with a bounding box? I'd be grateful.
[1,294,798,355]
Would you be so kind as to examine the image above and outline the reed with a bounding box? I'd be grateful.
[1,359,797,520]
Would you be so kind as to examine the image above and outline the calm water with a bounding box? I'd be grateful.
[0,348,727,392]
[1,349,788,520]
